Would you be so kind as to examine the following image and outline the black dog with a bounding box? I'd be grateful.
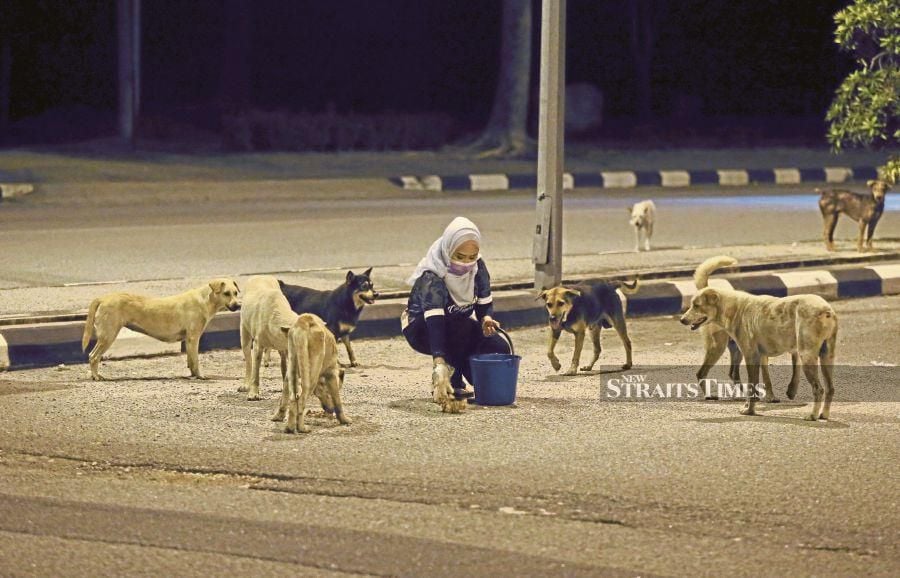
[278,268,378,367]
[539,280,638,374]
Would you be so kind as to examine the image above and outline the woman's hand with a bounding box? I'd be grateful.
[482,316,501,337]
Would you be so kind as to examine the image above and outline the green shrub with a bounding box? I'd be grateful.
[827,0,900,183]
[222,109,457,151]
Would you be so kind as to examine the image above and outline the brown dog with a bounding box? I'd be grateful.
[540,280,638,374]
[818,179,890,252]
[271,313,351,433]
[82,279,241,380]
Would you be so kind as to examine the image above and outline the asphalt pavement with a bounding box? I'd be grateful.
[0,294,897,577]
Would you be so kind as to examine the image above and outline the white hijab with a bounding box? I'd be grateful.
[407,216,482,306]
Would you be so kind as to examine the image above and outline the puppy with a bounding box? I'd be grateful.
[272,313,351,433]
[540,280,638,375]
[692,256,799,402]
[818,179,890,252]
[81,279,240,380]
[278,268,378,367]
[238,275,298,401]
[628,200,656,252]
[680,285,838,420]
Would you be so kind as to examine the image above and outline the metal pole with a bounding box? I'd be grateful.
[533,0,566,290]
[117,0,134,146]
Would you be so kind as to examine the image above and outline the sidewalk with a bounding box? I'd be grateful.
[0,145,894,205]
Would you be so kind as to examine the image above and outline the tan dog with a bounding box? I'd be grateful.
[81,279,240,380]
[238,275,296,401]
[540,280,637,374]
[692,256,799,402]
[680,283,838,420]
[272,313,351,433]
[628,200,656,252]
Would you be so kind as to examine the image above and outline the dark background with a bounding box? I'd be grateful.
[0,0,853,147]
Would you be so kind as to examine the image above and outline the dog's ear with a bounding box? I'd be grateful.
[703,290,719,305]
[233,280,240,293]
[209,280,225,294]
[346,270,355,283]
[867,179,876,188]
[280,325,292,335]
[564,288,582,299]
[363,267,372,277]
[537,290,549,301]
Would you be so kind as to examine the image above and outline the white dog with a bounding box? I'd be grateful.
[628,200,656,252]
[82,279,240,380]
[271,313,351,433]
[238,275,297,401]
[680,283,838,421]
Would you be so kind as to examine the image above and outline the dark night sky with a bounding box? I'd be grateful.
[1,0,854,143]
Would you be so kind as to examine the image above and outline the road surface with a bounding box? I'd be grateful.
[0,294,897,576]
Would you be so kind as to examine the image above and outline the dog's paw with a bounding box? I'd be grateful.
[786,383,799,400]
[621,362,632,370]
[91,374,106,381]
[237,385,248,393]
[804,414,818,421]
[579,364,596,372]
[763,396,781,403]
[704,395,719,401]
[441,398,467,414]
[246,394,261,402]
[739,407,756,416]
[563,368,578,376]
[549,358,561,372]
[337,413,353,425]
[271,410,285,422]
[818,412,830,421]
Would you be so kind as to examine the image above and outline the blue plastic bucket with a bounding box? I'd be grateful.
[469,329,520,406]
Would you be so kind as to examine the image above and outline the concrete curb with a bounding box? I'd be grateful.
[2,262,899,371]
[390,166,880,192]
[0,183,35,201]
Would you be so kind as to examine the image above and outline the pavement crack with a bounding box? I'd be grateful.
[799,544,879,557]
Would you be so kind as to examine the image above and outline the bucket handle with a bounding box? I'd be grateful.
[496,327,515,356]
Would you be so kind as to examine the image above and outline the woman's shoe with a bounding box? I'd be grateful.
[453,387,475,400]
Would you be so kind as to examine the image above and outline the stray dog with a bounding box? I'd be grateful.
[238,275,298,401]
[818,179,890,252]
[680,284,838,420]
[540,280,638,375]
[278,268,378,367]
[628,200,656,252]
[81,279,240,380]
[692,256,799,402]
[272,313,351,433]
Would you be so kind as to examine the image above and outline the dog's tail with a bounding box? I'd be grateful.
[81,298,101,352]
[614,279,640,294]
[294,316,326,416]
[694,256,738,289]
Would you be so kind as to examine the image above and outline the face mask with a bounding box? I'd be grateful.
[447,260,477,276]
